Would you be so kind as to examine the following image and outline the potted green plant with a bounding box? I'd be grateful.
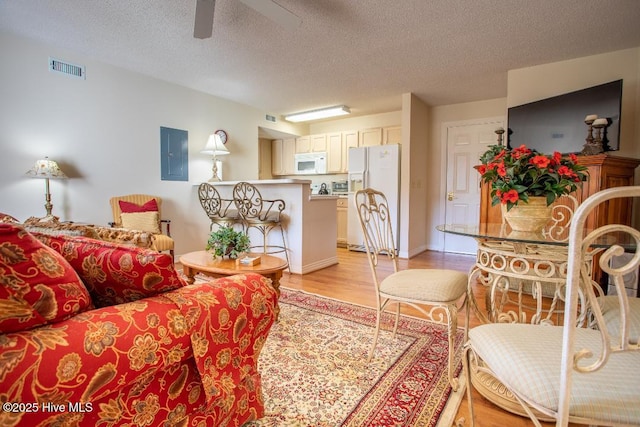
[206,226,250,259]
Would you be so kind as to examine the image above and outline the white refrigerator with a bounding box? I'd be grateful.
[347,144,401,251]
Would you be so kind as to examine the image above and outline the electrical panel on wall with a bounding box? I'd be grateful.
[160,127,189,181]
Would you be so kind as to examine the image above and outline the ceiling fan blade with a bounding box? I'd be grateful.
[194,0,215,39]
[238,0,301,31]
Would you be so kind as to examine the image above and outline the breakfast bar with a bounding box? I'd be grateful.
[212,179,338,274]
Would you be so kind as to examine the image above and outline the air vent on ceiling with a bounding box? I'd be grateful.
[49,57,85,80]
[266,114,277,122]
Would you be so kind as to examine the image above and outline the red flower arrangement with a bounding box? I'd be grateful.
[476,144,589,211]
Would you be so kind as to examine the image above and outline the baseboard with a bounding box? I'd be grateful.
[300,256,339,274]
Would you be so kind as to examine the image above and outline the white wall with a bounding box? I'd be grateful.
[0,32,306,257]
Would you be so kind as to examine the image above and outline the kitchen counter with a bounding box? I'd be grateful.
[211,180,338,274]
[309,195,339,201]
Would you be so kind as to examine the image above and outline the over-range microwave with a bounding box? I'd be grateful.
[294,152,327,175]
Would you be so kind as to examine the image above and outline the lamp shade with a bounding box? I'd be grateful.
[25,157,68,179]
[201,134,229,155]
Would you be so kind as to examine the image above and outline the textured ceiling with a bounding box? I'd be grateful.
[1,0,640,119]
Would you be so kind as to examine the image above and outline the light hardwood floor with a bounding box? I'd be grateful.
[277,248,570,427]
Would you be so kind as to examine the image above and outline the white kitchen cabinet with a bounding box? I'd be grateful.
[359,127,382,147]
[336,197,348,247]
[272,139,283,175]
[282,138,296,174]
[272,138,296,175]
[383,126,401,145]
[327,132,343,173]
[343,130,358,172]
[310,134,327,152]
[327,131,359,173]
[295,136,310,153]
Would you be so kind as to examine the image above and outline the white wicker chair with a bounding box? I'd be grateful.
[463,185,640,426]
[355,188,468,390]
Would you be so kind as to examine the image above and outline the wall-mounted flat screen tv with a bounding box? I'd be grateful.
[507,79,623,154]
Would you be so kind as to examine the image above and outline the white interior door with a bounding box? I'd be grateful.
[444,120,503,254]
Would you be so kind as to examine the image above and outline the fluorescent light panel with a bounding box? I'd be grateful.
[285,105,350,122]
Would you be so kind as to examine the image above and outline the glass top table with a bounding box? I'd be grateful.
[437,223,570,245]
[435,222,611,327]
[437,222,632,250]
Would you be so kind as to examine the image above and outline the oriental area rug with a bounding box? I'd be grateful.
[245,287,466,427]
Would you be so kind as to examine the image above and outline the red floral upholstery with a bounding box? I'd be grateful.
[0,224,92,333]
[0,213,19,223]
[33,233,184,307]
[0,230,278,427]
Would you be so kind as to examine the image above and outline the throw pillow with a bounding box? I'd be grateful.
[0,224,92,334]
[121,211,161,234]
[38,233,185,307]
[118,199,159,213]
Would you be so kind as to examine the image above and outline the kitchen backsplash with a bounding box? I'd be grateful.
[280,173,348,194]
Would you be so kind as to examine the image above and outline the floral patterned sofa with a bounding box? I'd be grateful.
[0,223,277,426]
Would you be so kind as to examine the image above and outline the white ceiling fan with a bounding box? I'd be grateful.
[194,0,302,39]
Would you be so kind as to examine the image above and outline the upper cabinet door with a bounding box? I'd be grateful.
[342,130,358,173]
[383,126,401,145]
[282,138,296,175]
[310,134,327,152]
[295,136,310,153]
[327,132,343,173]
[271,139,284,175]
[359,128,382,147]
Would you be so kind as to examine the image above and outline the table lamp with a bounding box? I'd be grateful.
[201,133,229,181]
[25,157,68,219]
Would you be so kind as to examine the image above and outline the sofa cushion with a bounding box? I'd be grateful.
[35,233,185,307]
[0,223,92,333]
[120,211,161,234]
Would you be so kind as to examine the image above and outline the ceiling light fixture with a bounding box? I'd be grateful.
[284,105,351,123]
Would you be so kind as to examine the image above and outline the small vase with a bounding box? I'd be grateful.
[501,196,552,233]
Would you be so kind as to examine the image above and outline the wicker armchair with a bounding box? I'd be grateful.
[109,194,174,259]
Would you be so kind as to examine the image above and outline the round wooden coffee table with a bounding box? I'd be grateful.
[179,250,288,301]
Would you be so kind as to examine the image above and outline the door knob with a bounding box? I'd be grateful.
[447,192,455,201]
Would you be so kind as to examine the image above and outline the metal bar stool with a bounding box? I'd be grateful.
[232,182,290,269]
[197,182,239,231]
